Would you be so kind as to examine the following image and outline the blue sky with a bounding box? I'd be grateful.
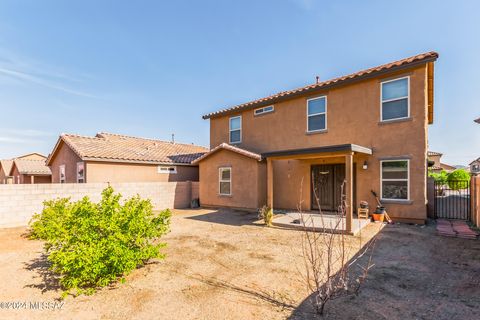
[0,0,479,165]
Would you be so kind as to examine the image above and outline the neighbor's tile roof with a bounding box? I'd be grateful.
[427,151,442,157]
[440,163,456,171]
[49,132,208,165]
[203,51,439,119]
[0,160,13,175]
[13,159,51,175]
[192,143,262,164]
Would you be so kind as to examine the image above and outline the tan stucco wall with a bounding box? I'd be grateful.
[198,149,266,210]
[429,155,441,167]
[10,165,22,184]
[85,162,199,183]
[49,141,83,183]
[0,168,8,184]
[206,65,430,223]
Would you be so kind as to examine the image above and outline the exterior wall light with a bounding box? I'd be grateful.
[363,161,368,170]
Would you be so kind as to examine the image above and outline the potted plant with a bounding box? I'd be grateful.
[372,206,385,222]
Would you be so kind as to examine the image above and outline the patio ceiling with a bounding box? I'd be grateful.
[261,143,372,160]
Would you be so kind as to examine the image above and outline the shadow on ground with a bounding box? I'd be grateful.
[288,222,480,320]
[192,274,297,312]
[23,253,62,294]
[185,208,260,227]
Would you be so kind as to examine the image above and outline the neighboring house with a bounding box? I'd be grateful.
[0,153,49,184]
[427,151,456,172]
[0,160,13,184]
[10,158,52,184]
[470,158,480,174]
[46,132,207,183]
[195,51,439,228]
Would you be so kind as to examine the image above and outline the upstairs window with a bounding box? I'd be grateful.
[77,162,85,183]
[381,160,409,200]
[381,77,409,121]
[59,165,66,183]
[254,105,274,116]
[307,96,327,132]
[229,116,242,144]
[219,167,231,195]
[158,166,177,174]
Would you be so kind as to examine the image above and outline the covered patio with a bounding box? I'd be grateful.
[263,144,373,235]
[272,212,371,235]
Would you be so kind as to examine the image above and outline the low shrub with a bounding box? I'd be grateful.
[29,186,171,297]
[259,205,274,227]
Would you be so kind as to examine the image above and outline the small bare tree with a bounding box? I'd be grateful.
[297,178,379,316]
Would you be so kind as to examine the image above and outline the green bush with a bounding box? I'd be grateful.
[29,186,171,297]
[428,170,448,185]
[447,169,470,190]
[258,205,273,227]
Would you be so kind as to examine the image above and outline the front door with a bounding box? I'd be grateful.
[311,164,348,212]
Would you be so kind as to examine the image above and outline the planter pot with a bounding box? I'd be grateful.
[372,213,385,222]
[375,206,386,214]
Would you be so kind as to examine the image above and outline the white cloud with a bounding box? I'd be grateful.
[0,67,96,98]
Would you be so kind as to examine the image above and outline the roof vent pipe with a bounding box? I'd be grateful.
[316,76,320,84]
[171,133,175,144]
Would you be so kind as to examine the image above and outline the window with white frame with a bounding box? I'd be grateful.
[229,116,241,144]
[381,77,409,121]
[77,162,85,183]
[307,96,327,132]
[219,167,231,195]
[158,165,177,174]
[59,165,66,183]
[254,105,274,116]
[381,160,409,200]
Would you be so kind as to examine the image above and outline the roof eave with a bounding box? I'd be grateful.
[81,157,199,166]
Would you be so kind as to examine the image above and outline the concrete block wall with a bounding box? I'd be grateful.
[0,181,199,228]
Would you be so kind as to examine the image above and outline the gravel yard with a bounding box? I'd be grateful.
[0,208,478,319]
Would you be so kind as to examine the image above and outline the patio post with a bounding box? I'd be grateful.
[267,158,273,209]
[30,176,34,184]
[345,152,353,233]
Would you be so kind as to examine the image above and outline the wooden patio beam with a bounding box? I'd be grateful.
[345,152,353,233]
[267,158,274,209]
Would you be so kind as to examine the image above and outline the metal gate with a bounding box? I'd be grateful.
[434,180,471,220]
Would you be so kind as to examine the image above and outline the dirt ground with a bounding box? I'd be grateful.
[0,209,479,320]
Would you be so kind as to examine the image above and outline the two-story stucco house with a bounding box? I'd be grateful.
[194,52,439,231]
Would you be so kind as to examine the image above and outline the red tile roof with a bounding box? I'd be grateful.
[192,143,262,164]
[427,151,442,157]
[203,51,439,119]
[46,132,208,165]
[0,160,13,175]
[12,159,51,175]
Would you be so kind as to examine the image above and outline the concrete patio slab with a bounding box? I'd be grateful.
[272,212,372,235]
